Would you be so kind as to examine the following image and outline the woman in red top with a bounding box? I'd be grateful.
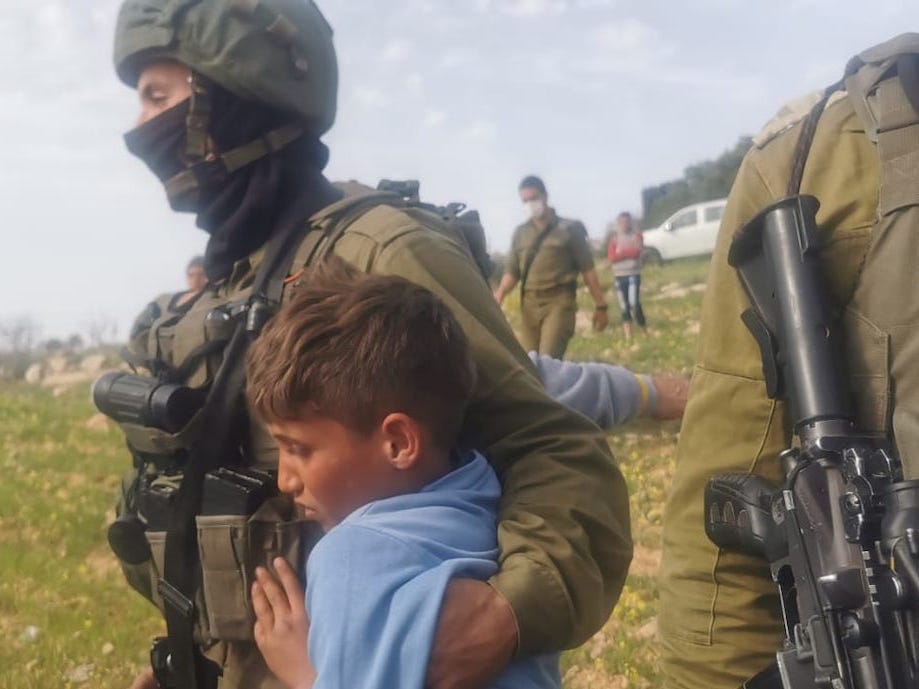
[607,212,647,340]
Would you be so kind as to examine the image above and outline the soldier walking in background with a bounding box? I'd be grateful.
[494,175,609,357]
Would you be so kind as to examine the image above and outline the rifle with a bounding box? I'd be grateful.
[704,195,919,689]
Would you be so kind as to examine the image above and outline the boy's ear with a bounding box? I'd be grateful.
[379,413,422,470]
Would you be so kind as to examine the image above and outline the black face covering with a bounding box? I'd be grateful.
[124,82,341,281]
[124,100,196,212]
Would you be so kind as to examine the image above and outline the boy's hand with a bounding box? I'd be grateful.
[426,579,517,689]
[252,557,316,689]
[650,375,690,420]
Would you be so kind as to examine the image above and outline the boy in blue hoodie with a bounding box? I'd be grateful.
[245,258,560,689]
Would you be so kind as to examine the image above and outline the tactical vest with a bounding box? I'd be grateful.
[753,36,919,476]
[110,183,491,688]
[828,35,919,479]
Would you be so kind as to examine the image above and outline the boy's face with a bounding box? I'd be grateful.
[268,414,393,531]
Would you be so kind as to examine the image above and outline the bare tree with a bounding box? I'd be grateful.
[85,316,119,347]
[0,315,41,352]
[67,333,85,351]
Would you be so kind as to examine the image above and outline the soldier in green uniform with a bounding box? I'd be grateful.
[659,33,919,689]
[494,175,609,358]
[107,3,632,689]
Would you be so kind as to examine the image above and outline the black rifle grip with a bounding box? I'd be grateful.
[705,474,785,561]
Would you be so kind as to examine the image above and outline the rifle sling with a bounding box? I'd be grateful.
[159,219,307,689]
[787,80,844,196]
[519,222,556,303]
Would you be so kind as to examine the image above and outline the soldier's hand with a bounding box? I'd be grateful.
[426,579,517,689]
[128,667,157,689]
[252,558,315,689]
[592,306,609,332]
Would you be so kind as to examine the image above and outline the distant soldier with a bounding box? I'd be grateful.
[494,176,609,357]
[175,255,207,308]
[184,255,207,294]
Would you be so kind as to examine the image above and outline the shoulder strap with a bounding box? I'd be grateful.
[787,79,844,196]
[317,193,405,263]
[292,190,405,270]
[519,222,556,298]
[844,36,919,217]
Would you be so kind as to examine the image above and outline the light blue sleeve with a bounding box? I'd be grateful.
[306,524,450,689]
[528,352,656,428]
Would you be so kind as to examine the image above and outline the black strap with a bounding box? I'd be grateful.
[519,221,557,300]
[159,221,306,689]
[787,80,844,196]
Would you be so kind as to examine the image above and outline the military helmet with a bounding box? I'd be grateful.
[114,0,338,136]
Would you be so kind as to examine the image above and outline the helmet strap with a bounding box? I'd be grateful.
[185,72,212,164]
[162,70,305,207]
[163,123,305,204]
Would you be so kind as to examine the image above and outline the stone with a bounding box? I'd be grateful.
[24,363,43,384]
[79,354,107,375]
[47,354,70,374]
[84,413,110,432]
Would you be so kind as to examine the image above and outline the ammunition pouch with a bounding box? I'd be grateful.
[114,495,317,643]
[111,470,320,644]
[196,497,319,641]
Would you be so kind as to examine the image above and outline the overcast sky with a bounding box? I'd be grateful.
[1,0,916,339]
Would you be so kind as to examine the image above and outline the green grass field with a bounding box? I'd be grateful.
[0,256,710,688]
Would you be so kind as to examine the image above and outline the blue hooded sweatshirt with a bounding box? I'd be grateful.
[305,452,560,689]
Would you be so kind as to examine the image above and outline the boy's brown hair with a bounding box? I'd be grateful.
[247,257,475,450]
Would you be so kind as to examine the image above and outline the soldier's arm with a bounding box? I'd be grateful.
[494,230,522,304]
[672,152,785,480]
[493,272,518,305]
[569,222,605,306]
[366,226,632,654]
[660,150,792,685]
[581,269,607,309]
[569,223,608,326]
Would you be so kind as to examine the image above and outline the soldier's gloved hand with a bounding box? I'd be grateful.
[592,305,609,332]
[426,579,517,689]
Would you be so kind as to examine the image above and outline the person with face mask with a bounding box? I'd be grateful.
[494,175,609,358]
[106,3,631,689]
